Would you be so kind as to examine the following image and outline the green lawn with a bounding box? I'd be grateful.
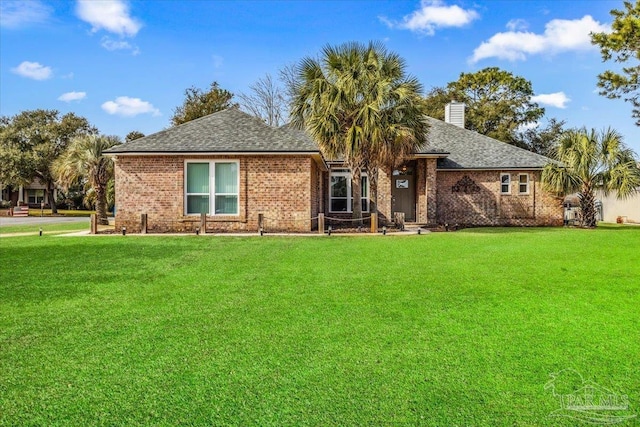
[27,209,98,217]
[1,227,638,426]
[0,220,89,235]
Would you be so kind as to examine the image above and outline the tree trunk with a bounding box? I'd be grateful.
[369,166,379,218]
[350,166,363,226]
[579,184,597,228]
[95,185,109,225]
[46,182,58,214]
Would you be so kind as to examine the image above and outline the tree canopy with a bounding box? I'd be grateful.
[125,131,145,142]
[424,67,546,146]
[171,82,237,126]
[238,74,288,127]
[0,109,96,212]
[591,1,640,125]
[542,127,640,227]
[516,118,566,157]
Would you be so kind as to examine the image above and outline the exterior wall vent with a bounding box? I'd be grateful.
[445,102,465,128]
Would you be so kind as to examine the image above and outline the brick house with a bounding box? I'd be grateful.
[106,107,562,233]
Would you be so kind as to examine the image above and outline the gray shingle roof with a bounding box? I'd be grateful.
[422,117,554,169]
[105,108,319,154]
[106,108,555,170]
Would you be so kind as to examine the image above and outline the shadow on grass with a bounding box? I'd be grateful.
[459,223,640,234]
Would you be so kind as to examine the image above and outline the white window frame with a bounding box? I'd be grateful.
[500,173,511,195]
[27,189,45,204]
[184,160,240,216]
[518,173,529,194]
[329,169,369,213]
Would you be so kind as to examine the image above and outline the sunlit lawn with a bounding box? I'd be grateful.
[26,209,96,217]
[1,226,638,426]
[0,220,90,235]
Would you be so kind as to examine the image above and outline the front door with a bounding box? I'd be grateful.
[391,163,416,222]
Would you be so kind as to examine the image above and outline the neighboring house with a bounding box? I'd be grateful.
[105,107,562,233]
[0,179,57,208]
[595,189,640,223]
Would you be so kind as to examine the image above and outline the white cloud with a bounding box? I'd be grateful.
[0,0,51,28]
[76,0,141,37]
[471,15,609,63]
[506,18,528,32]
[101,96,160,117]
[11,61,52,80]
[531,92,571,109]
[101,37,140,55]
[381,0,479,35]
[58,91,87,102]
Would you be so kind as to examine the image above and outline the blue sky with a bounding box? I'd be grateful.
[1,0,638,154]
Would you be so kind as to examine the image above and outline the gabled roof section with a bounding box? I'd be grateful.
[105,108,320,154]
[423,117,555,169]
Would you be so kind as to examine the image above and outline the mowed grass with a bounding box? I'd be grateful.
[0,220,90,235]
[1,226,638,426]
[27,209,96,217]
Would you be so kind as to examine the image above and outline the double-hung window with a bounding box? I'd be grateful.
[500,173,511,194]
[27,189,45,204]
[185,161,239,215]
[518,174,529,194]
[329,169,369,213]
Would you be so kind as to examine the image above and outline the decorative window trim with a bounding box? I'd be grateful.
[452,175,481,194]
[518,173,530,195]
[184,160,240,216]
[500,173,511,195]
[329,169,369,213]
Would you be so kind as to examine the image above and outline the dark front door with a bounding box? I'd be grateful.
[391,163,416,222]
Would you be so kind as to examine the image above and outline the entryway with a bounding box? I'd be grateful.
[391,162,416,222]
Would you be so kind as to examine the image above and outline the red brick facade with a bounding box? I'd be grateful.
[114,155,322,233]
[114,156,562,233]
[435,170,563,226]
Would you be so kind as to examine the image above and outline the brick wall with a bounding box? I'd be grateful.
[114,155,317,233]
[436,170,563,226]
[414,159,438,224]
[376,167,392,225]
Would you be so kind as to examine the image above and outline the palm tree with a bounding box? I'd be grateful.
[361,47,429,215]
[53,135,120,225]
[291,41,428,222]
[542,127,640,228]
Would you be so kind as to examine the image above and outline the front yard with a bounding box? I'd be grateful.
[1,226,638,425]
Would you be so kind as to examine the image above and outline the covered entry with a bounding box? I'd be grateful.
[391,162,416,222]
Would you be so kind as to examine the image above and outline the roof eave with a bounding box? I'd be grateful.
[437,166,546,171]
[412,152,450,159]
[106,150,321,156]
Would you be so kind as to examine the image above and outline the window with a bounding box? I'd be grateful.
[329,169,369,213]
[519,174,529,194]
[500,173,511,194]
[27,189,45,204]
[185,161,239,215]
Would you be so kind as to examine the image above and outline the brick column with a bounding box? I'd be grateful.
[426,159,437,225]
[416,159,428,223]
[376,167,392,225]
